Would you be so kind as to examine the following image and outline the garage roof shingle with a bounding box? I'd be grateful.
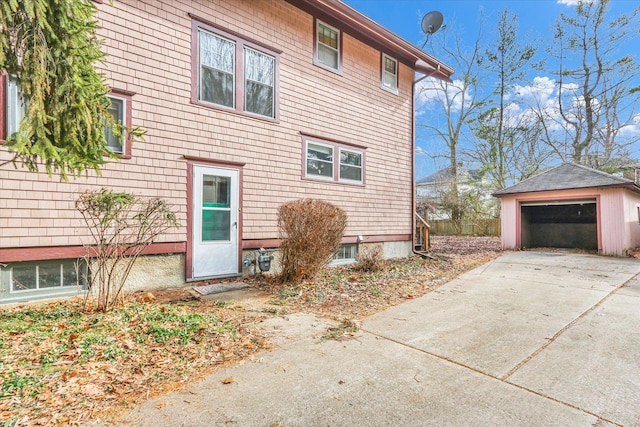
[493,163,640,197]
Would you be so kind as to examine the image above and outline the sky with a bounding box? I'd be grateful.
[342,0,640,180]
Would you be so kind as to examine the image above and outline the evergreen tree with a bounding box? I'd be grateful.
[0,0,141,179]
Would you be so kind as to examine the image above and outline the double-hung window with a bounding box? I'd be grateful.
[194,18,279,120]
[105,95,125,154]
[3,75,133,157]
[381,54,398,93]
[315,20,341,71]
[306,142,335,180]
[339,148,363,183]
[244,47,275,117]
[104,90,133,158]
[304,136,364,184]
[199,31,236,108]
[3,75,26,140]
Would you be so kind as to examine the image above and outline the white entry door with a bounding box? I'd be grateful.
[192,165,239,278]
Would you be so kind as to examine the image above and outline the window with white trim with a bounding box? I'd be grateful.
[316,20,340,71]
[304,137,364,184]
[199,30,236,108]
[331,244,358,265]
[195,21,278,119]
[306,142,334,180]
[244,47,275,117]
[339,148,363,183]
[105,95,126,154]
[5,75,26,138]
[381,54,398,93]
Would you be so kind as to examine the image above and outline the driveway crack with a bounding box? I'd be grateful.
[501,270,640,382]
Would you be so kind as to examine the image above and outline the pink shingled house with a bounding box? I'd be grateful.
[0,0,453,303]
[494,163,640,256]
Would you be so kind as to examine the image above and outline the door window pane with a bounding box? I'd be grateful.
[203,175,230,208]
[202,210,231,241]
[202,175,232,241]
[199,31,235,107]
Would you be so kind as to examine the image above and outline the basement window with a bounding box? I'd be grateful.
[0,259,87,304]
[331,244,358,266]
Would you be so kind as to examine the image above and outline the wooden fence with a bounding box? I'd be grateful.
[429,218,501,236]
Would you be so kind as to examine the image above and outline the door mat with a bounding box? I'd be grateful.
[192,283,251,296]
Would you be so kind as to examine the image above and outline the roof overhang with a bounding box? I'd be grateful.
[493,183,640,198]
[285,0,454,82]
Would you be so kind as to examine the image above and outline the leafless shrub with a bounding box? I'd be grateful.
[277,199,347,283]
[352,244,383,272]
[76,188,179,312]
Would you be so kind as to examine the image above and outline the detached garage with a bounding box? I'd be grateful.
[494,163,640,256]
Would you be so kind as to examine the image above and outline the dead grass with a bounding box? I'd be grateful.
[249,236,502,319]
[0,236,501,426]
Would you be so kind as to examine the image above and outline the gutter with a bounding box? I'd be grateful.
[411,68,439,257]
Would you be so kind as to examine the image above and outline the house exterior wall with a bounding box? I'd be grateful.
[499,187,640,256]
[0,0,419,291]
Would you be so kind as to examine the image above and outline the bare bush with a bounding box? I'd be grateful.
[278,199,347,283]
[76,188,179,312]
[352,244,383,272]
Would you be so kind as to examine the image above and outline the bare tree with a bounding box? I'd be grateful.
[543,0,640,165]
[416,20,487,232]
[468,9,550,189]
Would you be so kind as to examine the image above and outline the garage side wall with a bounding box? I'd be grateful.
[622,190,640,253]
[500,196,519,250]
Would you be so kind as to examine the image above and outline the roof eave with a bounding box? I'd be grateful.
[285,0,454,81]
[493,182,640,198]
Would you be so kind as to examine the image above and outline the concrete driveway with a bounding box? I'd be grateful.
[116,252,640,427]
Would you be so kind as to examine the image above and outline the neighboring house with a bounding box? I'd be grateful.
[493,163,640,256]
[416,165,493,220]
[0,0,453,303]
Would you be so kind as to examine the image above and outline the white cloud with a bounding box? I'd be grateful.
[415,146,429,156]
[557,0,596,6]
[415,76,474,113]
[513,76,556,106]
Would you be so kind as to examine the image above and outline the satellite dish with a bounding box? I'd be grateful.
[421,11,444,35]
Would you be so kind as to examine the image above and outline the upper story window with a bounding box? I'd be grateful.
[2,75,133,157]
[315,20,341,72]
[244,47,275,117]
[303,135,364,185]
[381,54,398,93]
[105,90,133,158]
[199,31,236,108]
[192,17,280,120]
[105,95,125,154]
[5,76,25,137]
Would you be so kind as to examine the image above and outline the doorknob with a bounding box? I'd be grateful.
[232,222,238,228]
